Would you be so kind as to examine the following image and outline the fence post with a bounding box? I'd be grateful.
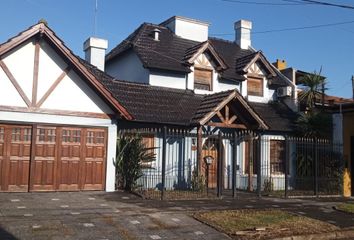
[314,138,319,197]
[232,132,237,198]
[161,126,167,200]
[284,136,289,198]
[217,131,223,198]
[256,135,262,198]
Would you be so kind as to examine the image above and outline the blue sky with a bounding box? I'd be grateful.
[1,0,354,98]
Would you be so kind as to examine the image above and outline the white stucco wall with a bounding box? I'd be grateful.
[2,40,35,101]
[38,40,68,101]
[106,50,149,84]
[149,70,186,89]
[41,70,113,114]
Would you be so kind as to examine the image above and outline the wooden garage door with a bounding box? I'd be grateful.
[0,124,107,192]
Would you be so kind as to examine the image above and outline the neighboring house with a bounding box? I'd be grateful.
[331,102,354,197]
[274,60,354,196]
[103,16,300,191]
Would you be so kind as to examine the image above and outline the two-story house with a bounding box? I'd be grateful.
[99,16,299,191]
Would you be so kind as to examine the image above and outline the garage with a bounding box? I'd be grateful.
[0,124,107,192]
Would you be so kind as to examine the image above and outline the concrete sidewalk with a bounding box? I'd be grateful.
[0,191,353,240]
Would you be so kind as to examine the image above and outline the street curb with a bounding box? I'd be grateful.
[272,229,354,240]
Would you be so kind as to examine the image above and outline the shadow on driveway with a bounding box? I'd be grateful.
[0,226,17,240]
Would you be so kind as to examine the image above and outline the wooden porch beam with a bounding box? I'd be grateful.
[228,115,237,124]
[207,122,247,129]
[216,111,225,123]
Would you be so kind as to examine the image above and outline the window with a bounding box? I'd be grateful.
[247,76,263,96]
[11,128,21,142]
[142,134,155,154]
[194,68,212,91]
[270,140,285,174]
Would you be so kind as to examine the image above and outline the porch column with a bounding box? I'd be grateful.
[197,126,203,174]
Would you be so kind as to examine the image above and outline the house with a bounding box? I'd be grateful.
[0,17,302,193]
[103,16,302,192]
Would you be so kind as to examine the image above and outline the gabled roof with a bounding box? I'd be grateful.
[0,22,132,120]
[183,41,228,71]
[192,90,269,130]
[235,51,277,78]
[82,61,294,131]
[106,23,196,73]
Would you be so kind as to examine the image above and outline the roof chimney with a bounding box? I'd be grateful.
[152,28,161,41]
[273,59,287,70]
[160,16,209,42]
[234,20,252,50]
[83,37,108,71]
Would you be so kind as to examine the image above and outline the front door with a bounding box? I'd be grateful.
[202,138,219,189]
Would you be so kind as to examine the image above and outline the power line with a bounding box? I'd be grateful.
[221,0,310,5]
[293,0,354,10]
[211,19,354,36]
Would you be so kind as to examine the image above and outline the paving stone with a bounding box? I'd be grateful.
[149,235,161,239]
[83,223,95,227]
[130,220,140,225]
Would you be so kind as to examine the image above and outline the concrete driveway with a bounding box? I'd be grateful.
[1,191,354,240]
[0,191,229,240]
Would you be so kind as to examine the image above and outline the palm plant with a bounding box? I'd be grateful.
[298,69,327,111]
[113,134,156,191]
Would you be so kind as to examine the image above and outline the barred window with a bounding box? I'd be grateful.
[270,140,285,174]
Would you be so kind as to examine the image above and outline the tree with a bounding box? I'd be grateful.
[296,111,332,138]
[113,134,156,191]
[298,69,327,111]
[296,69,332,138]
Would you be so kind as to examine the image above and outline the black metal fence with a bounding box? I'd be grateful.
[117,126,343,200]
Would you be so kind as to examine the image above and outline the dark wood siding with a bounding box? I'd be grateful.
[0,124,107,192]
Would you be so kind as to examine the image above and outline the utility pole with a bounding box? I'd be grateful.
[352,75,354,100]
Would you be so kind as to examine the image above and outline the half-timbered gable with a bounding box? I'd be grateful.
[0,22,131,193]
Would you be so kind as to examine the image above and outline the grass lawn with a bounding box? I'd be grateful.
[337,202,354,213]
[194,209,338,240]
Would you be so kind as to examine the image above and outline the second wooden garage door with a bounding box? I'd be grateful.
[0,124,107,192]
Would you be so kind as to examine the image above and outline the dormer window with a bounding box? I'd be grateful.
[247,76,263,96]
[194,67,212,91]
